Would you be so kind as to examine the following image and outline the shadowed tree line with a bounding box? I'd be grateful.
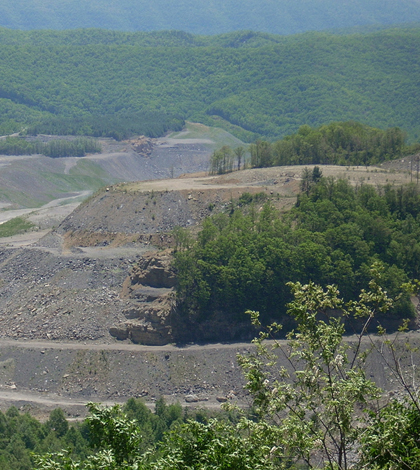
[0,136,101,157]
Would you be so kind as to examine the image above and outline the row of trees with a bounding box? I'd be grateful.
[25,113,184,141]
[209,145,246,174]
[209,121,420,176]
[173,178,420,336]
[0,137,101,157]
[249,121,419,168]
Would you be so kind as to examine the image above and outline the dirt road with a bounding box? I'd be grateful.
[0,191,92,248]
[123,164,412,193]
[0,330,419,417]
[0,338,255,415]
[0,338,254,352]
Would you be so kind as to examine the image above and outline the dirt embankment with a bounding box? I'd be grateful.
[0,339,250,418]
[57,169,300,244]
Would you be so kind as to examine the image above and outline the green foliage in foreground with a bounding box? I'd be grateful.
[0,407,87,470]
[34,275,420,469]
[0,397,221,469]
[0,137,101,157]
[34,407,273,470]
[0,27,420,140]
[361,398,420,469]
[0,217,34,237]
[173,178,420,334]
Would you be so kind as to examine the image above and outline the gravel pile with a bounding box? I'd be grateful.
[0,247,137,341]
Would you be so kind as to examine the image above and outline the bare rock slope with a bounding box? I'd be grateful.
[0,166,301,413]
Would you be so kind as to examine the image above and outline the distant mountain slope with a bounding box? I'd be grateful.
[0,27,419,142]
[1,0,420,34]
[0,28,291,47]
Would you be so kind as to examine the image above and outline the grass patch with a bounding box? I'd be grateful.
[168,121,247,149]
[0,217,34,238]
[69,159,111,180]
[0,188,45,209]
[39,170,107,191]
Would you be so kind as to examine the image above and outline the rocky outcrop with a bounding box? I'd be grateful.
[127,136,155,157]
[121,251,177,293]
[109,250,177,345]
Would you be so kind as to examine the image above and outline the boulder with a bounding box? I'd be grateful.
[185,394,199,403]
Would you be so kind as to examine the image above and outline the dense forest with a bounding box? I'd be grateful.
[173,176,420,336]
[0,0,420,34]
[0,27,419,141]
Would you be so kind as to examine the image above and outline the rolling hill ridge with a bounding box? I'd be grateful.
[0,27,420,142]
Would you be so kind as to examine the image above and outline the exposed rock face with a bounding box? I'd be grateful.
[123,251,177,291]
[109,250,177,345]
[127,136,155,157]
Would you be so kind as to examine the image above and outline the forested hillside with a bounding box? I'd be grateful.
[0,27,420,142]
[0,0,420,34]
[174,177,420,335]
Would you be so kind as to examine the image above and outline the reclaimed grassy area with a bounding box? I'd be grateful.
[0,216,34,237]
